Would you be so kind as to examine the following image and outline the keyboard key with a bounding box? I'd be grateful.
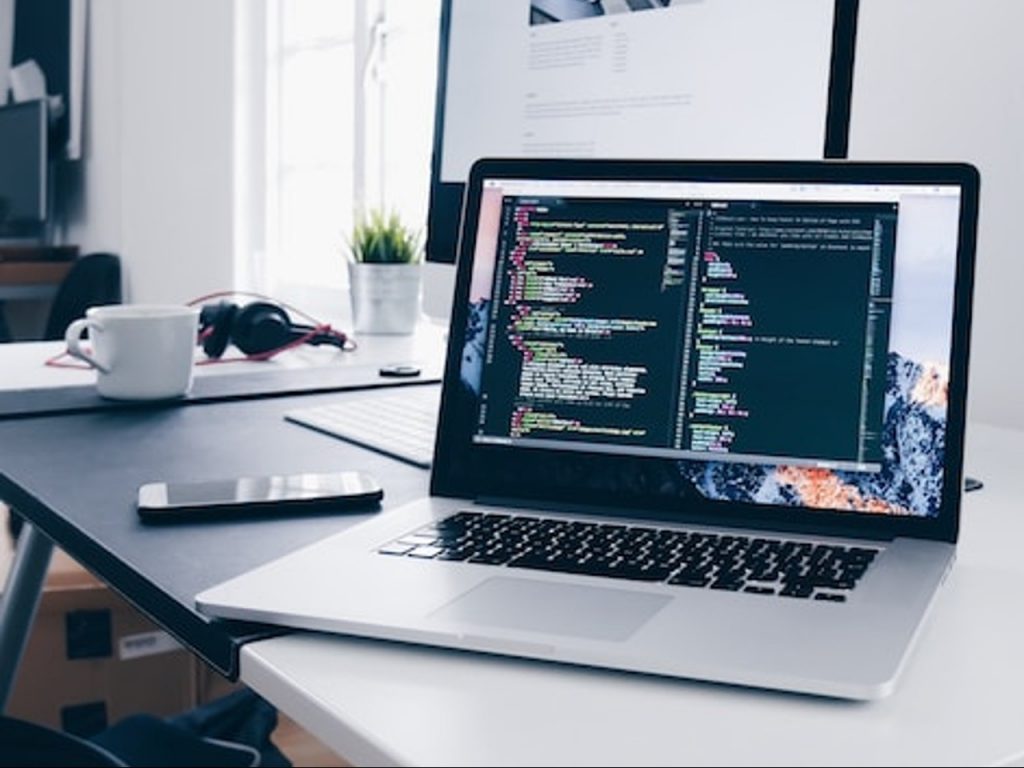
[779,583,815,599]
[380,512,879,601]
[378,543,413,556]
[400,534,439,547]
[408,545,443,559]
[710,579,744,591]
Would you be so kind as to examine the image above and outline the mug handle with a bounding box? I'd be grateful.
[64,317,110,374]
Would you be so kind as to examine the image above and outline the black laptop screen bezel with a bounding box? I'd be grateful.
[431,158,978,545]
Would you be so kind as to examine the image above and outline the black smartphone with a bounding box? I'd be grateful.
[136,470,383,522]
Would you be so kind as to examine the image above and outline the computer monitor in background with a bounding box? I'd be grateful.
[422,0,859,320]
[10,0,86,161]
[0,98,47,241]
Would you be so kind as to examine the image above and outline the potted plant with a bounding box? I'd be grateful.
[347,209,423,334]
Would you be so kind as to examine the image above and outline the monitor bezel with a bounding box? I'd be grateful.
[0,98,48,238]
[431,157,978,545]
[424,0,861,267]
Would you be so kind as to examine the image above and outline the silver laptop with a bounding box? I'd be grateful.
[197,158,979,700]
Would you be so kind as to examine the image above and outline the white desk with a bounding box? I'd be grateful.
[0,321,448,394]
[238,422,1024,766]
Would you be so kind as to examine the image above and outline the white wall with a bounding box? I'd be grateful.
[63,0,1024,428]
[848,0,1024,429]
[63,0,121,259]
[64,0,237,304]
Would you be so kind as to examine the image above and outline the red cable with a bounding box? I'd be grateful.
[44,351,90,369]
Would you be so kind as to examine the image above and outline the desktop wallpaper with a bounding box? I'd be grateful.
[457,188,959,519]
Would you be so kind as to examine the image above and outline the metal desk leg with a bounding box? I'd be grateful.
[0,522,53,711]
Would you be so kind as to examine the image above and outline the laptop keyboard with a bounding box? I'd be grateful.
[285,386,440,468]
[379,510,879,601]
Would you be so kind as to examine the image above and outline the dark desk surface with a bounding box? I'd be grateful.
[0,388,435,677]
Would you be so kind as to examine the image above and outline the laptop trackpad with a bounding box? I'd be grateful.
[429,577,670,642]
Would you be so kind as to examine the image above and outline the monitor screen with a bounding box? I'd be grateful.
[437,161,975,541]
[11,0,84,160]
[0,98,47,237]
[425,0,859,267]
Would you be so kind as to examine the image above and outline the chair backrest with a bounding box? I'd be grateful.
[44,252,123,341]
[0,715,127,767]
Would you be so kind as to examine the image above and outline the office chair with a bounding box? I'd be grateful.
[0,712,263,767]
[43,252,123,341]
[0,715,126,767]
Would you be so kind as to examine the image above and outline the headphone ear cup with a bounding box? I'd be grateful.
[199,302,238,359]
[231,301,295,355]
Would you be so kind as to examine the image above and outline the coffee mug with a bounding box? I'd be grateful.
[64,305,200,400]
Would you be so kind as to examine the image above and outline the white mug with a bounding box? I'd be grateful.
[64,304,200,400]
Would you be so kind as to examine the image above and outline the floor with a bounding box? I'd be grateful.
[274,713,348,767]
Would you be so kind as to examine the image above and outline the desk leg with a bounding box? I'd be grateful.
[0,300,10,343]
[0,523,53,712]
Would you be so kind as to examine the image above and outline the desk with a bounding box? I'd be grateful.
[0,326,446,417]
[0,327,446,680]
[0,322,447,393]
[235,422,1024,767]
[2,329,1021,764]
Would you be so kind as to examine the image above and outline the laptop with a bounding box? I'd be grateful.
[197,158,979,700]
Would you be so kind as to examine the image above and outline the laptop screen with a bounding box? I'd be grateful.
[436,161,976,536]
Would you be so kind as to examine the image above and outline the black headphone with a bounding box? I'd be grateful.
[198,300,349,359]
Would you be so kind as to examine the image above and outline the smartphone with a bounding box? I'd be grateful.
[136,470,383,522]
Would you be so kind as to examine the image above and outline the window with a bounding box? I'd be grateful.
[261,0,440,307]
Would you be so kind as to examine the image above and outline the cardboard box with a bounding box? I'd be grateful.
[3,508,196,737]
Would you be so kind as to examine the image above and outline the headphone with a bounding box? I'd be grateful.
[198,300,350,359]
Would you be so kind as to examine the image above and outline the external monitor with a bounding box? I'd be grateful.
[0,98,47,240]
[422,0,859,319]
[10,0,85,161]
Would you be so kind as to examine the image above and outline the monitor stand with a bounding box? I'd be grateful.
[422,261,456,325]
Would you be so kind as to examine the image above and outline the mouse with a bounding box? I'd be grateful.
[379,364,421,378]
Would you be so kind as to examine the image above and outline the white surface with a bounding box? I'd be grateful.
[63,0,238,305]
[442,0,833,179]
[8,59,47,103]
[849,0,1024,430]
[286,386,440,468]
[240,422,1022,766]
[66,0,88,161]
[0,0,12,106]
[0,320,447,393]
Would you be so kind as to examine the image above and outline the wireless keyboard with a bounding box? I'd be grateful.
[285,386,441,467]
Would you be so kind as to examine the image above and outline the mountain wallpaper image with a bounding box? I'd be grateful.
[679,353,948,518]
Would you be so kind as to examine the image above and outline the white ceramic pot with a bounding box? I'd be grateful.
[348,261,422,335]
